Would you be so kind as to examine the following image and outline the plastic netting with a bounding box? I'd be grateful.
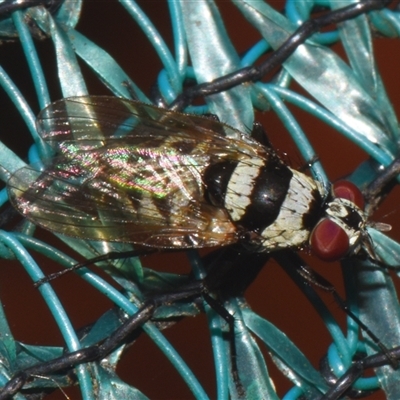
[0,0,400,399]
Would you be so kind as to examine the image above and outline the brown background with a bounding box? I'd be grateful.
[0,1,399,399]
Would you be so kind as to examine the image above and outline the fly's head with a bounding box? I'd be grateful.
[310,180,370,262]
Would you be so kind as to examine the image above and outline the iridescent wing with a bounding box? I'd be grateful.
[8,96,270,248]
[35,96,257,156]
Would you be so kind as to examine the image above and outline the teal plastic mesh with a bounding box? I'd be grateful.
[0,0,399,399]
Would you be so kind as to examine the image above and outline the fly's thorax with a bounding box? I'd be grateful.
[203,156,324,251]
[204,155,291,231]
[257,169,323,250]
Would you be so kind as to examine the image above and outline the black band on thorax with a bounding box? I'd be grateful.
[236,157,292,232]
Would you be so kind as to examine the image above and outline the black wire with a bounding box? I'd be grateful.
[0,0,63,20]
[169,0,392,112]
[0,281,205,399]
[0,244,269,399]
[322,346,400,399]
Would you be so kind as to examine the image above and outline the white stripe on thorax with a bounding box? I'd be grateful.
[224,158,264,222]
[260,169,321,250]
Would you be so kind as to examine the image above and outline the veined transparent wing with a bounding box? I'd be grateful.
[36,96,260,157]
[8,96,271,248]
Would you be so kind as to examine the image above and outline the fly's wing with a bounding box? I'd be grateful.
[36,96,257,156]
[8,158,235,248]
[8,96,268,248]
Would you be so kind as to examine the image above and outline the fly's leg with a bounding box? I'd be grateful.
[33,248,162,286]
[276,251,397,364]
[6,245,268,398]
[273,251,400,396]
[363,158,400,215]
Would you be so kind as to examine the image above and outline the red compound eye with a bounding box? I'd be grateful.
[310,181,364,262]
[310,218,349,262]
[332,180,364,209]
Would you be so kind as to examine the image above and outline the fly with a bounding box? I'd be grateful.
[6,96,372,263]
[4,96,392,399]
